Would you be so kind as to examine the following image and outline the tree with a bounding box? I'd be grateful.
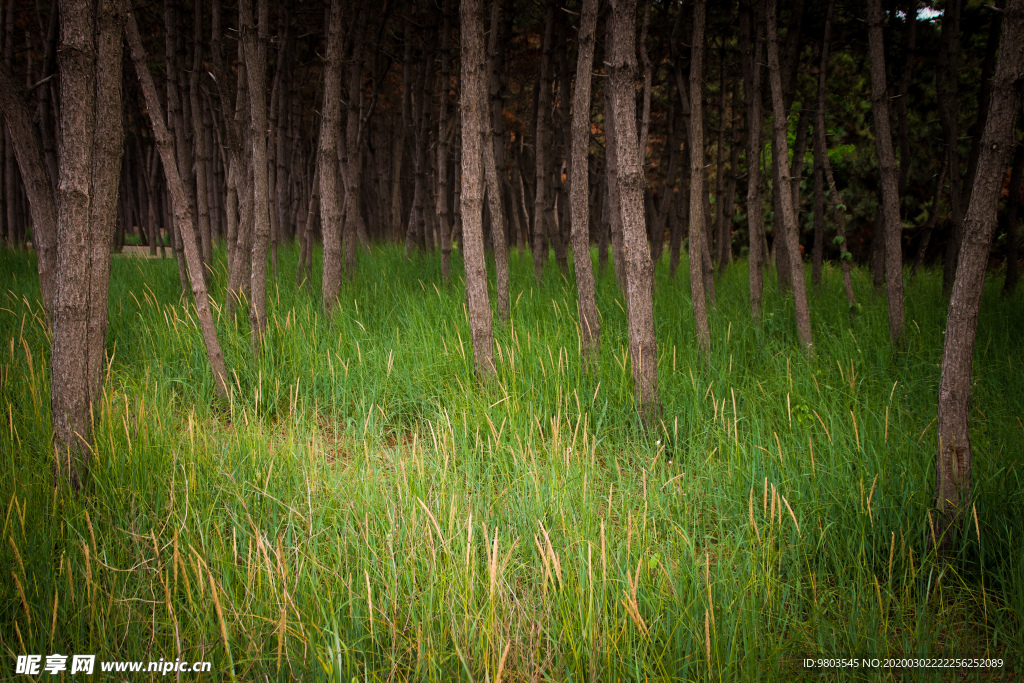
[739,0,764,320]
[935,0,1024,545]
[460,0,496,378]
[766,0,813,353]
[867,0,906,345]
[688,0,711,354]
[570,0,601,364]
[319,0,344,310]
[608,0,659,423]
[46,0,125,488]
[126,3,230,405]
[241,0,271,347]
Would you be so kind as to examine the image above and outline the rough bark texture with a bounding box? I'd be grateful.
[85,0,125,402]
[341,5,367,277]
[437,0,453,284]
[740,2,764,319]
[319,0,344,310]
[688,0,711,354]
[570,0,601,364]
[936,0,1024,545]
[460,0,496,378]
[241,0,271,348]
[609,0,659,424]
[126,5,229,403]
[51,0,99,487]
[531,2,555,283]
[484,0,510,320]
[867,0,906,345]
[766,0,813,352]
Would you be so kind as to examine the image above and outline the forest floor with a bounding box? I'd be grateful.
[2,245,1022,681]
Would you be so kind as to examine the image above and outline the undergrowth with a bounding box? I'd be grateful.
[1,244,1021,680]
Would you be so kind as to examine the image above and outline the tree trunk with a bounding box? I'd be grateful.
[867,0,906,345]
[609,0,659,423]
[459,0,496,378]
[342,5,367,277]
[532,1,555,283]
[189,0,212,266]
[688,0,712,354]
[936,0,1024,545]
[0,63,57,315]
[484,0,509,320]
[126,6,229,404]
[766,0,813,352]
[319,0,344,309]
[911,161,947,281]
[438,0,453,284]
[570,0,601,364]
[241,0,271,348]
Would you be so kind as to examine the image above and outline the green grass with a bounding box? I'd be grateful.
[2,244,1022,681]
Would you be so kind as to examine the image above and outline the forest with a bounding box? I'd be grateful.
[1,0,1023,678]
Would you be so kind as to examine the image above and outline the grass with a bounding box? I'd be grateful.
[1,243,1022,681]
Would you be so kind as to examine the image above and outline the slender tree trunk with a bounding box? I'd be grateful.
[342,5,367,277]
[936,0,1024,545]
[532,2,555,283]
[241,0,271,347]
[867,0,906,344]
[460,0,496,378]
[767,0,813,352]
[688,0,711,354]
[438,0,453,284]
[571,0,601,364]
[319,0,344,309]
[483,0,509,320]
[609,0,659,423]
[189,0,212,266]
[741,1,765,321]
[126,6,229,404]
[0,63,57,314]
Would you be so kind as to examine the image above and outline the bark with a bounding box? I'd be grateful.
[570,0,601,364]
[867,0,906,344]
[50,0,98,487]
[0,63,57,314]
[1002,143,1023,294]
[532,1,555,283]
[962,2,1004,215]
[438,0,453,283]
[609,0,659,424]
[320,0,344,309]
[936,0,1024,544]
[241,0,271,348]
[164,0,190,292]
[126,6,229,403]
[459,0,496,378]
[483,0,510,319]
[604,57,627,292]
[85,0,125,402]
[189,0,212,266]
[741,1,765,321]
[766,0,813,352]
[341,5,367,277]
[688,0,711,354]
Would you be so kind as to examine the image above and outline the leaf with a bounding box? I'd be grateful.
[832,235,845,245]
[841,252,853,261]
